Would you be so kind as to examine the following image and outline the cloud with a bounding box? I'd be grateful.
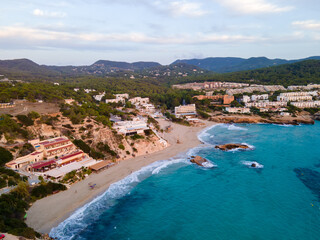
[33,9,66,18]
[0,25,268,51]
[215,0,293,14]
[292,20,320,31]
[166,1,208,17]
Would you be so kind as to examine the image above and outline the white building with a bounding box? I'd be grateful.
[251,94,269,102]
[242,95,251,103]
[94,92,105,102]
[174,104,197,118]
[105,93,129,104]
[279,91,318,97]
[115,93,129,99]
[277,95,313,102]
[141,104,156,114]
[129,97,150,106]
[114,117,149,135]
[225,107,250,114]
[291,101,320,108]
[245,101,287,108]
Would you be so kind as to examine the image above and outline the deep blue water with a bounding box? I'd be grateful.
[51,123,320,240]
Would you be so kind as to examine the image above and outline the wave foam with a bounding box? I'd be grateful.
[50,157,189,240]
[202,161,217,168]
[241,161,264,169]
[227,124,247,131]
[197,124,221,143]
[272,124,293,127]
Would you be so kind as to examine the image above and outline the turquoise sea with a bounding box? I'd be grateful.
[51,123,320,240]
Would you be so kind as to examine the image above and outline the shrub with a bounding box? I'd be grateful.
[16,115,34,126]
[31,182,67,199]
[130,134,144,140]
[0,147,13,166]
[118,144,125,150]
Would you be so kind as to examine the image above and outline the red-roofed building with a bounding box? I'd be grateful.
[57,151,85,166]
[28,160,57,172]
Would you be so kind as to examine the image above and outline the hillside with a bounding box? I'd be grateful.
[47,60,162,76]
[0,59,60,79]
[138,63,211,80]
[220,60,320,86]
[173,56,320,73]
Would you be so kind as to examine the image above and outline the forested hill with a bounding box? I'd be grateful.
[217,60,320,86]
[173,56,320,73]
[0,59,60,79]
[47,60,162,75]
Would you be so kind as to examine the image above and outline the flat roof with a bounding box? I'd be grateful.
[90,161,114,171]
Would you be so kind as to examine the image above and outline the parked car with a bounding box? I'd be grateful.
[0,234,5,239]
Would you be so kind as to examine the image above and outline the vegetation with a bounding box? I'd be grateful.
[16,115,34,126]
[0,147,13,166]
[130,134,144,140]
[0,180,67,238]
[30,182,67,199]
[73,139,106,159]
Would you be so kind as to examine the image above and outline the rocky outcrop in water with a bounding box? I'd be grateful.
[215,143,249,151]
[210,115,314,125]
[190,156,209,167]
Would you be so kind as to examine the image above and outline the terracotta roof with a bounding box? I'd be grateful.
[46,144,74,153]
[60,151,83,160]
[30,160,56,169]
[40,138,70,147]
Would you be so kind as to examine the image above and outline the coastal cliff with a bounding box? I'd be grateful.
[210,115,315,125]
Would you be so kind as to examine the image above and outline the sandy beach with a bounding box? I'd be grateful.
[26,119,215,234]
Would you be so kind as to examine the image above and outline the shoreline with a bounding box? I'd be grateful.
[26,120,216,234]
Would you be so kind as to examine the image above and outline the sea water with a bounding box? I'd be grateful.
[51,123,320,240]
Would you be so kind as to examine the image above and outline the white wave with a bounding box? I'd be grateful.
[151,158,187,175]
[201,161,217,168]
[272,124,293,127]
[197,124,221,143]
[241,161,264,169]
[241,142,255,150]
[227,124,247,131]
[50,157,189,240]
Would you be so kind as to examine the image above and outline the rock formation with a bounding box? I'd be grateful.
[190,156,209,167]
[215,143,249,151]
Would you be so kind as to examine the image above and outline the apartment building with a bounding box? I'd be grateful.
[174,104,197,118]
[291,101,320,108]
[114,117,149,135]
[225,107,251,114]
[277,95,313,102]
[245,101,287,108]
[0,102,15,109]
[251,94,269,101]
[193,95,234,104]
[129,97,150,106]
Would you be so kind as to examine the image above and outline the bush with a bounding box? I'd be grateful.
[118,144,125,150]
[0,147,13,166]
[73,139,91,154]
[31,182,67,199]
[27,111,40,120]
[16,115,34,126]
[130,134,144,140]
[197,110,210,119]
[18,143,35,157]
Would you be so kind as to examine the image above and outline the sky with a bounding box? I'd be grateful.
[1,0,320,65]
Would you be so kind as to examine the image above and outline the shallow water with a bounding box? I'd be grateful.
[51,123,320,240]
